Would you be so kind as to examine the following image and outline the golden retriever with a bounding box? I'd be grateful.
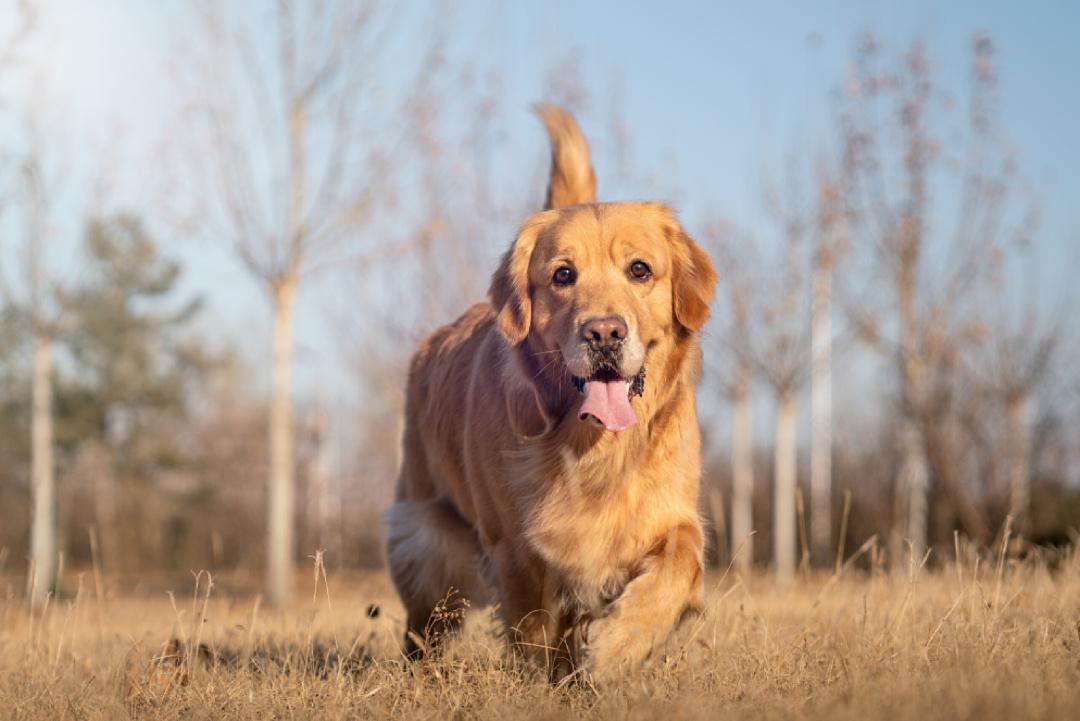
[385,105,717,681]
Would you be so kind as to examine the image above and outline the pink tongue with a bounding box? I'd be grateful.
[579,380,638,432]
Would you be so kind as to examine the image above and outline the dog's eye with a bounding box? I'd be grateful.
[552,266,576,286]
[629,260,652,280]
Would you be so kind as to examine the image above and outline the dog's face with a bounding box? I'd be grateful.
[490,203,716,430]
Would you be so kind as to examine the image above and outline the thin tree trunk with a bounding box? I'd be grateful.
[1006,393,1031,534]
[29,332,55,606]
[267,275,297,607]
[265,50,306,605]
[895,415,929,565]
[924,414,990,544]
[730,362,754,573]
[906,428,929,563]
[88,441,118,574]
[810,261,832,563]
[893,52,930,568]
[774,387,797,582]
[895,241,929,566]
[312,395,331,553]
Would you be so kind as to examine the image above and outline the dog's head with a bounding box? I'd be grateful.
[489,202,716,432]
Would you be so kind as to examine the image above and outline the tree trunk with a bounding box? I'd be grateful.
[310,396,331,553]
[892,53,930,568]
[810,262,832,563]
[267,276,297,607]
[774,387,797,582]
[924,413,990,545]
[86,441,116,575]
[730,363,754,573]
[894,236,929,566]
[1006,393,1031,535]
[28,332,55,606]
[894,415,929,566]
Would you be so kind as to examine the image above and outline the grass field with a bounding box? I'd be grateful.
[2,545,1079,720]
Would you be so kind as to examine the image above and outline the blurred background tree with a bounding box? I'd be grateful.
[840,33,1043,563]
[56,214,210,573]
[168,0,406,606]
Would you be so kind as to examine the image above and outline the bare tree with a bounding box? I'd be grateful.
[172,1,398,606]
[841,33,1022,561]
[759,333,810,578]
[22,152,58,606]
[841,38,935,563]
[1,129,62,608]
[707,223,757,575]
[764,162,812,578]
[0,1,40,604]
[729,294,756,574]
[1,2,52,606]
[751,187,813,581]
[971,291,1058,535]
[710,158,822,583]
[809,166,848,562]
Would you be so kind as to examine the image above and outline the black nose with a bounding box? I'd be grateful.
[580,315,628,350]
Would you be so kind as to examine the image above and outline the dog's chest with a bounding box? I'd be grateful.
[520,448,665,613]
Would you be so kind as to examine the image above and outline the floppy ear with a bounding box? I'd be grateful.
[667,222,718,332]
[488,213,553,345]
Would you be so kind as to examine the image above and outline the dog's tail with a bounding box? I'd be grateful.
[535,104,596,210]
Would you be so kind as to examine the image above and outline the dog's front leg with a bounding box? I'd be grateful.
[490,540,563,669]
[585,522,704,681]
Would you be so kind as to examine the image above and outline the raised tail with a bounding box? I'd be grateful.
[535,104,596,210]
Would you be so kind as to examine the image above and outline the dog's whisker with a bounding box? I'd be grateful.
[533,356,562,380]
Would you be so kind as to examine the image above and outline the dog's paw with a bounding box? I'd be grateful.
[583,613,656,683]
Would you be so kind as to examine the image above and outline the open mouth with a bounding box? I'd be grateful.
[571,366,646,432]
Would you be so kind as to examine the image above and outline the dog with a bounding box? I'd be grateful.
[385,105,717,681]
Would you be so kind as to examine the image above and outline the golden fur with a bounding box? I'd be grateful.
[385,105,717,681]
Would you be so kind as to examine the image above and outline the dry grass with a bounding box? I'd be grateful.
[2,546,1080,720]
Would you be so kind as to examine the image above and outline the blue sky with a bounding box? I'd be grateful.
[1,0,1077,439]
